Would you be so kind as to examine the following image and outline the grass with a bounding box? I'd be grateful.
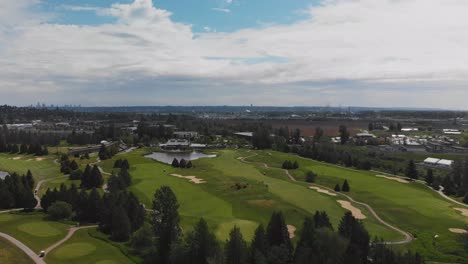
[249,150,468,263]
[46,229,135,264]
[0,211,70,253]
[0,237,33,264]
[0,153,61,183]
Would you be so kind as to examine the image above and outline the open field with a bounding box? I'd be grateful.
[0,237,33,264]
[46,228,135,264]
[248,150,468,262]
[0,211,70,253]
[0,153,61,183]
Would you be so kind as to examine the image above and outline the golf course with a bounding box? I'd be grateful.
[1,148,467,263]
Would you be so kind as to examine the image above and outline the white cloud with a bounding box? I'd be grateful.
[1,0,468,107]
[211,7,231,13]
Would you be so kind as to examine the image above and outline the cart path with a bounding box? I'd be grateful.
[44,225,98,255]
[239,152,413,245]
[34,176,69,209]
[0,232,46,264]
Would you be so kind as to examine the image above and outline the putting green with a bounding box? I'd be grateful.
[17,222,62,237]
[53,243,96,259]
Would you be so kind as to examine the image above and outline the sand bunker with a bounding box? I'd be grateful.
[376,175,409,183]
[309,186,337,196]
[449,228,468,234]
[453,208,468,217]
[35,157,45,161]
[337,200,367,219]
[170,174,206,184]
[12,157,21,160]
[287,225,296,239]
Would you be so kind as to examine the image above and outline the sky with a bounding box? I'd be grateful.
[1,0,468,108]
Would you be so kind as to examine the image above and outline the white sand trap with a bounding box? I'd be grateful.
[309,186,337,197]
[287,225,296,239]
[12,157,21,160]
[376,175,409,183]
[35,157,45,161]
[453,208,468,217]
[170,174,206,184]
[337,200,367,219]
[26,159,33,161]
[449,228,468,234]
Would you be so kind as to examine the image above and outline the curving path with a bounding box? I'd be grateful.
[34,176,69,209]
[0,232,46,264]
[239,152,413,245]
[44,225,98,255]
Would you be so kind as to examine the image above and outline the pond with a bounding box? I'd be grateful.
[145,151,216,165]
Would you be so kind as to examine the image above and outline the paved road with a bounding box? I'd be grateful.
[0,232,46,264]
[44,225,98,255]
[239,152,413,245]
[34,176,69,209]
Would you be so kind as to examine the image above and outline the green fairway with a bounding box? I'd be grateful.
[0,237,33,264]
[46,229,135,264]
[0,212,69,253]
[0,153,61,183]
[248,150,468,262]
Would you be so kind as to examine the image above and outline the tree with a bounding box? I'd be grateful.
[334,184,341,192]
[425,169,434,186]
[25,170,34,190]
[172,158,180,168]
[47,201,72,220]
[179,159,187,168]
[186,218,219,264]
[130,223,153,254]
[252,127,272,149]
[292,161,299,169]
[342,179,350,192]
[225,226,247,264]
[187,161,193,168]
[294,217,316,264]
[87,188,101,223]
[305,171,317,183]
[338,125,349,145]
[69,169,83,180]
[152,186,181,264]
[111,206,131,241]
[313,127,324,142]
[250,224,267,264]
[405,160,418,180]
[338,212,370,264]
[266,212,293,262]
[314,211,333,230]
[69,160,79,171]
[397,122,402,132]
[463,193,468,204]
[368,123,374,131]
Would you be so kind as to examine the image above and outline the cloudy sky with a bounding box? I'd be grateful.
[1,0,467,108]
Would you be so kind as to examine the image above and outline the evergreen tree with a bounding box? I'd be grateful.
[425,169,434,186]
[266,212,293,262]
[187,161,193,168]
[179,159,187,168]
[25,170,34,190]
[126,192,145,232]
[294,217,317,264]
[186,218,219,264]
[69,160,79,171]
[250,224,267,264]
[151,186,181,264]
[87,188,101,223]
[225,226,247,264]
[111,206,131,241]
[314,211,333,230]
[172,158,180,168]
[342,179,350,192]
[293,161,299,169]
[334,184,341,192]
[339,125,350,144]
[405,160,418,180]
[338,212,370,264]
[464,193,468,204]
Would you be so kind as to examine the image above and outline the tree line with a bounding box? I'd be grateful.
[128,186,424,264]
[0,170,36,209]
[0,142,48,156]
[172,158,193,168]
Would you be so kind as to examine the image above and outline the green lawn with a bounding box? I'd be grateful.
[0,153,61,183]
[46,229,135,264]
[0,212,70,253]
[249,150,468,263]
[0,237,33,264]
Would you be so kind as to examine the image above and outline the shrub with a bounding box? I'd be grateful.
[48,201,72,220]
[305,171,317,183]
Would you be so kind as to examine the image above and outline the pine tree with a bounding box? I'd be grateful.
[425,169,434,186]
[342,180,350,192]
[152,186,181,264]
[334,184,341,192]
[70,160,79,171]
[225,226,247,264]
[186,218,219,264]
[314,211,333,230]
[90,165,103,188]
[293,161,299,169]
[187,161,193,168]
[405,160,418,180]
[111,206,131,241]
[87,188,101,223]
[25,170,34,190]
[179,159,187,168]
[463,192,468,204]
[172,158,180,168]
[250,224,267,264]
[294,217,316,264]
[266,212,293,261]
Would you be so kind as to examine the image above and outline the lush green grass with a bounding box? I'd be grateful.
[46,229,134,264]
[0,153,61,183]
[0,237,33,264]
[249,150,468,263]
[0,212,70,253]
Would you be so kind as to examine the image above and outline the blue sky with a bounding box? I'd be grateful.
[40,0,315,32]
[1,0,468,108]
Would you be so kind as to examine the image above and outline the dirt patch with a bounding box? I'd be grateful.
[309,186,337,197]
[449,228,468,234]
[337,200,367,219]
[12,157,21,160]
[248,199,276,208]
[287,225,296,239]
[376,175,409,183]
[35,157,45,161]
[170,174,206,184]
[453,208,468,217]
